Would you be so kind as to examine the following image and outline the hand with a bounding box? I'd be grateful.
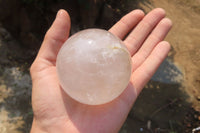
[30,8,172,133]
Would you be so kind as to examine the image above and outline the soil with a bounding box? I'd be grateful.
[120,0,200,132]
[0,0,200,133]
[141,0,200,112]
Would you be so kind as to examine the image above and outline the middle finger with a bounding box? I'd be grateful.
[124,8,166,56]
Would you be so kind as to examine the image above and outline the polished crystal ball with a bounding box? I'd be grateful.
[56,29,132,105]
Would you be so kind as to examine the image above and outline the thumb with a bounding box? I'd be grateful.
[37,9,71,64]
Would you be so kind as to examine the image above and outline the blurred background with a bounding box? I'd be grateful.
[0,0,200,132]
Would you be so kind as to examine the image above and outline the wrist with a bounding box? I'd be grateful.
[30,118,68,133]
[31,118,47,133]
[30,117,78,133]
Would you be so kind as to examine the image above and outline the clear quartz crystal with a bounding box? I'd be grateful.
[56,29,132,105]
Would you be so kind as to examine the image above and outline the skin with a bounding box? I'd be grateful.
[30,8,172,133]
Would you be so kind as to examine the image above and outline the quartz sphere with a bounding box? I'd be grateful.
[56,29,132,105]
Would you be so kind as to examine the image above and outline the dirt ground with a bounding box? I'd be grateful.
[120,0,200,132]
[141,0,200,112]
[0,0,200,133]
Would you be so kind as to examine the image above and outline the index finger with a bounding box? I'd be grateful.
[109,9,144,39]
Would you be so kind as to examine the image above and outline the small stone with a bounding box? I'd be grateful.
[56,29,132,105]
[197,96,200,101]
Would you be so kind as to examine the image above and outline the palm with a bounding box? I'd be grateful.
[30,8,172,133]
